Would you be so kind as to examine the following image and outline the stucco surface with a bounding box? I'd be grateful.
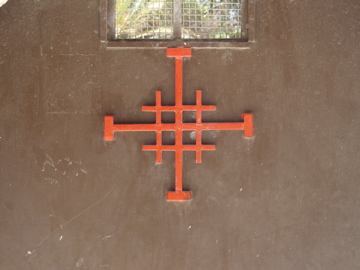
[0,0,359,269]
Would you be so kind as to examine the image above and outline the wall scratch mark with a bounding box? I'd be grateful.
[26,184,116,256]
[41,154,55,171]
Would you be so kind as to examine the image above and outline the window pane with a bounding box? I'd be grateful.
[115,0,174,39]
[182,0,242,39]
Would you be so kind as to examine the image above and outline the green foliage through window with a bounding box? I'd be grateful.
[115,0,242,39]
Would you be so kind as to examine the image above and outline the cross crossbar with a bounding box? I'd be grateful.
[104,48,254,201]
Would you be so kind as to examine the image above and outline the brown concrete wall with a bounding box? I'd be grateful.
[0,0,359,269]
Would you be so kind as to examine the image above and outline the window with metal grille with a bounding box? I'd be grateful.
[102,0,254,47]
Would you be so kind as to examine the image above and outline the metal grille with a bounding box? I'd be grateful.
[114,0,242,40]
[115,0,173,39]
[182,0,242,39]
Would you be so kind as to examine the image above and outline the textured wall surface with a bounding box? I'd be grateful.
[0,0,359,269]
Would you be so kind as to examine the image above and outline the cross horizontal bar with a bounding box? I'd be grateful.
[166,48,192,58]
[142,144,216,152]
[106,122,244,137]
[104,114,253,141]
[182,122,244,131]
[142,105,216,112]
[112,123,245,131]
[166,191,192,201]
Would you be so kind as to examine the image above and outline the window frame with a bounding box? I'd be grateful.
[100,0,255,48]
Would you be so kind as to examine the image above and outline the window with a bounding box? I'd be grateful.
[101,0,255,47]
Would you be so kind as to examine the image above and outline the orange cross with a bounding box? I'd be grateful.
[104,48,253,201]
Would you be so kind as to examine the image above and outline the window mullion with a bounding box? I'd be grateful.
[173,0,182,39]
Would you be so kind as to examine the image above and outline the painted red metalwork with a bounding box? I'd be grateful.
[104,48,254,201]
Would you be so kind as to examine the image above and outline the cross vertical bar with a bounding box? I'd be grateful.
[175,149,183,192]
[166,48,192,201]
[243,113,254,138]
[104,115,115,141]
[175,57,183,107]
[155,91,162,164]
[196,90,202,163]
[175,57,183,192]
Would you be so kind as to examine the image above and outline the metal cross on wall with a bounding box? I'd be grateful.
[104,48,254,201]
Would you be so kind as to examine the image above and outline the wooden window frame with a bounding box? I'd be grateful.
[100,0,255,48]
